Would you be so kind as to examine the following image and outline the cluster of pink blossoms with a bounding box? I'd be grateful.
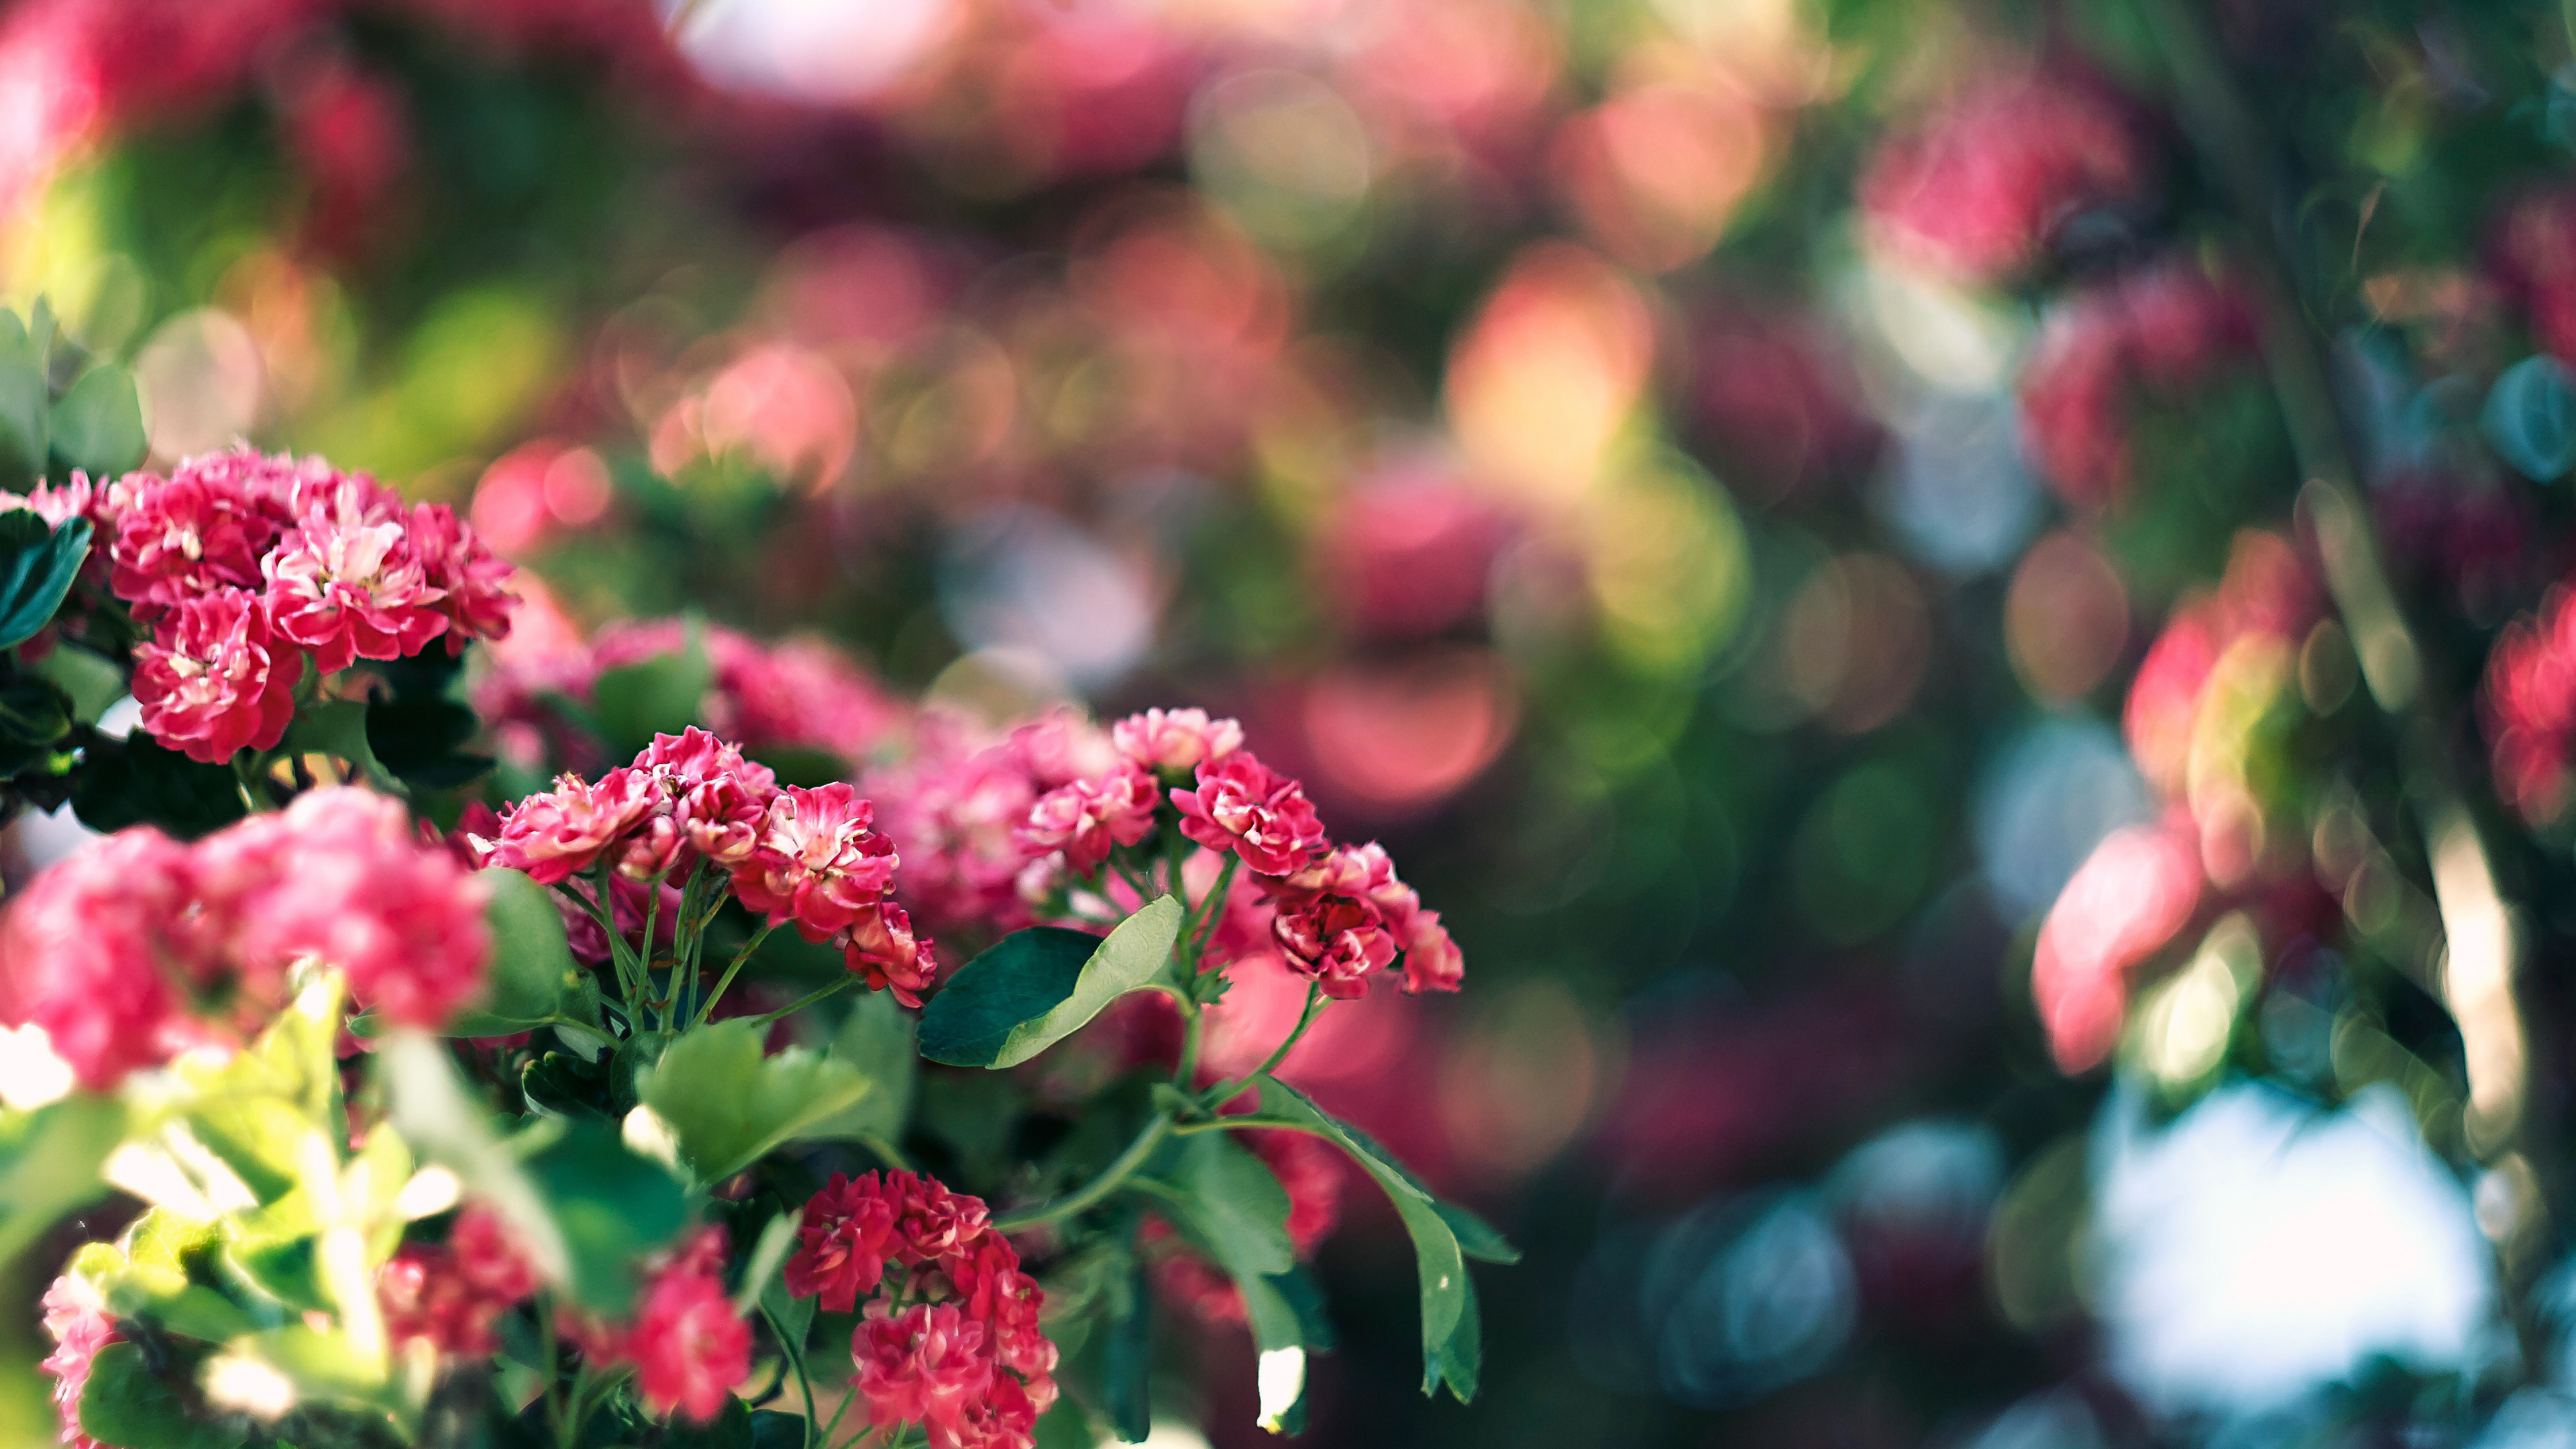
[377,1206,539,1357]
[2018,262,2263,508]
[564,1226,751,1424]
[17,446,513,763]
[863,708,1118,942]
[0,786,490,1087]
[1860,69,2155,284]
[1005,706,1463,1000]
[2483,578,2576,826]
[484,727,934,1001]
[784,1170,1056,1449]
[39,1273,115,1449]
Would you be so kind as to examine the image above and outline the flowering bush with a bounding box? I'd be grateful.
[0,337,1498,1448]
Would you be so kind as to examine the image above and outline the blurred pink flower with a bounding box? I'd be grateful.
[2031,818,2204,1072]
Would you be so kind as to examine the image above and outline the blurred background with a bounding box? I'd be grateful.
[15,0,2576,1443]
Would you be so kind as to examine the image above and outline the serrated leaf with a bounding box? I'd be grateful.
[919,896,1183,1068]
[0,513,91,650]
[635,1018,873,1185]
[50,365,146,478]
[590,623,710,757]
[2485,354,2576,481]
[1254,1076,1495,1403]
[803,986,918,1143]
[80,1342,246,1449]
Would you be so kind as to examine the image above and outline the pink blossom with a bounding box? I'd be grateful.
[786,1172,903,1313]
[1007,708,1118,791]
[1271,892,1397,999]
[842,902,937,1007]
[641,728,780,867]
[1111,708,1242,773]
[105,460,280,619]
[2485,582,2576,824]
[626,1228,749,1424]
[0,828,203,1089]
[40,1275,113,1449]
[934,1372,1039,1449]
[864,718,1041,940]
[261,498,449,672]
[405,501,517,649]
[731,784,898,941]
[378,1208,537,1357]
[1173,751,1328,876]
[857,1304,994,1436]
[492,767,657,884]
[2032,820,2204,1072]
[131,588,303,763]
[1860,70,2155,283]
[1015,764,1159,873]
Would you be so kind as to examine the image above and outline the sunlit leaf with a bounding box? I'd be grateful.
[635,1018,873,1185]
[918,896,1183,1068]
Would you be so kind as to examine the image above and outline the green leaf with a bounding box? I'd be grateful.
[280,698,401,792]
[0,512,91,651]
[0,319,48,489]
[80,1342,247,1449]
[759,1254,817,1358]
[1103,1253,1153,1444]
[635,1018,873,1185]
[0,1095,124,1269]
[520,1118,692,1316]
[0,678,70,771]
[28,639,125,724]
[50,365,146,479]
[1254,1077,1492,1403]
[919,896,1184,1068]
[802,987,918,1144]
[1433,1201,1523,1265]
[460,867,597,1033]
[72,732,249,839]
[2486,354,2576,481]
[366,696,492,792]
[1164,1133,1294,1277]
[590,623,710,757]
[176,977,347,1205]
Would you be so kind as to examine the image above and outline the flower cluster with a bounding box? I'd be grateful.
[2018,262,2263,508]
[487,727,934,1000]
[0,786,491,1088]
[1860,70,2155,284]
[564,1226,750,1424]
[2483,579,2576,825]
[32,447,513,763]
[39,1273,115,1449]
[785,1170,1056,1449]
[378,1207,539,1357]
[863,707,1117,942]
[996,707,1464,1000]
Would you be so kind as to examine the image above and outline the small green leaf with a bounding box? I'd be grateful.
[590,623,711,757]
[280,698,402,792]
[635,1018,873,1185]
[1104,1252,1154,1443]
[521,1118,692,1316]
[802,987,918,1144]
[0,513,91,650]
[0,1094,124,1269]
[79,1342,247,1449]
[1254,1077,1495,1403]
[2486,354,2576,481]
[50,365,146,479]
[464,866,596,1032]
[919,896,1184,1068]
[72,732,250,839]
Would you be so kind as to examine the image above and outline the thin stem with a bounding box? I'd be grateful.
[818,1384,857,1446]
[857,1132,914,1173]
[992,1113,1174,1232]
[1169,1115,1303,1136]
[741,975,857,1032]
[694,921,778,1029]
[759,1302,818,1448]
[1199,983,1323,1108]
[639,874,667,1032]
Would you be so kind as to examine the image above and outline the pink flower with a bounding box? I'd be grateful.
[40,1275,114,1449]
[131,588,303,763]
[1860,70,2154,283]
[378,1208,537,1357]
[492,767,658,884]
[857,1304,994,1436]
[1007,708,1118,790]
[405,501,516,649]
[2032,820,2204,1072]
[0,829,203,1089]
[1015,764,1159,873]
[627,1228,749,1424]
[1397,907,1464,994]
[261,497,449,672]
[842,902,937,1007]
[105,460,280,619]
[1173,751,1328,876]
[1111,708,1242,773]
[1271,892,1397,999]
[934,1372,1039,1449]
[641,728,779,866]
[864,719,1041,940]
[786,1172,904,1313]
[731,784,898,942]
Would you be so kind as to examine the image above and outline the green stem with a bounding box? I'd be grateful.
[1199,983,1323,1107]
[992,1113,1175,1232]
[818,1384,857,1446]
[856,1132,914,1172]
[759,1301,818,1448]
[639,873,667,1033]
[694,921,778,1029]
[1168,1115,1302,1136]
[740,975,857,1032]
